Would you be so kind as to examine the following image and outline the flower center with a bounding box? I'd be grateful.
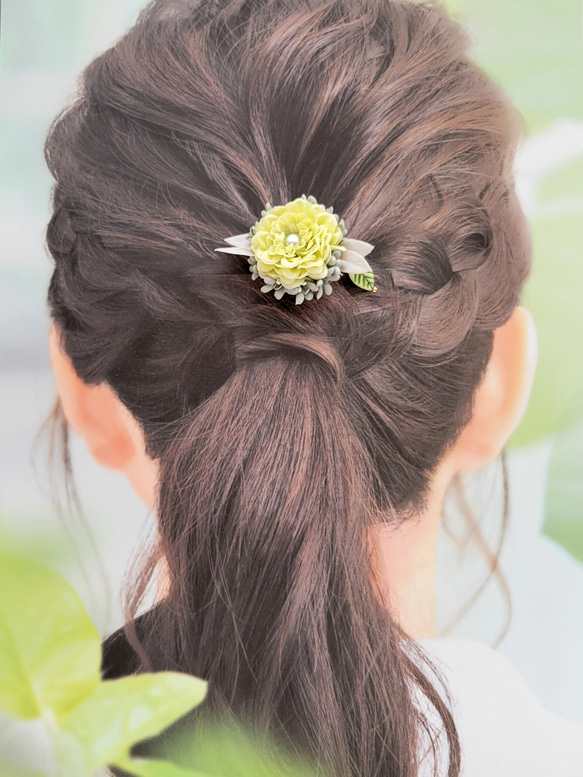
[285,232,300,247]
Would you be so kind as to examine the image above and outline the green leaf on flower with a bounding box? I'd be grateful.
[349,272,375,291]
[0,555,101,721]
[60,673,207,772]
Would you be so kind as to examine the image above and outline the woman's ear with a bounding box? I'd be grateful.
[48,324,158,507]
[451,306,538,471]
[48,324,134,470]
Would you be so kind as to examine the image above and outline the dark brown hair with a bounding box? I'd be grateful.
[44,0,531,774]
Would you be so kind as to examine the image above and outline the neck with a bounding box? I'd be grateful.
[369,466,452,639]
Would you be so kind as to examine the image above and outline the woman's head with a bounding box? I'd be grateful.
[45,0,533,774]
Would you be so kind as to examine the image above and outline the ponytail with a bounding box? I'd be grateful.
[135,338,460,776]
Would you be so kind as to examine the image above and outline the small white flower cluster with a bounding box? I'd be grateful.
[250,248,346,304]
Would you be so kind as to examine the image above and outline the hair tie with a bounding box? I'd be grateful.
[215,194,377,304]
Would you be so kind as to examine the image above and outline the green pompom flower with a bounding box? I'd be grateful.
[250,196,344,289]
[215,194,376,304]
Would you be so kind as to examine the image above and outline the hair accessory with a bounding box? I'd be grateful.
[214,194,377,304]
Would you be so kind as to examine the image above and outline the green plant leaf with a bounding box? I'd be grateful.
[162,719,320,777]
[52,728,91,777]
[0,759,45,777]
[60,673,207,771]
[0,555,101,721]
[349,271,375,291]
[119,757,210,777]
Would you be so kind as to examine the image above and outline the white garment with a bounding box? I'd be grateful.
[436,443,583,725]
[416,638,583,776]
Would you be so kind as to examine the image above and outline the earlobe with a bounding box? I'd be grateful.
[452,306,538,471]
[48,324,137,471]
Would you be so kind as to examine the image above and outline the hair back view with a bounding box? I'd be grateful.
[44,1,539,775]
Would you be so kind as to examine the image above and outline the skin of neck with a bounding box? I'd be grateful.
[369,457,457,639]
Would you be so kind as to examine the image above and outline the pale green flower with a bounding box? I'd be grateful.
[250,196,344,289]
[214,194,376,304]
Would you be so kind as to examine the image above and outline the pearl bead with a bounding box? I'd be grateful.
[285,233,300,245]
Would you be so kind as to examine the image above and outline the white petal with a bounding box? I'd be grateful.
[214,246,255,256]
[339,249,373,274]
[342,238,375,256]
[224,233,253,248]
